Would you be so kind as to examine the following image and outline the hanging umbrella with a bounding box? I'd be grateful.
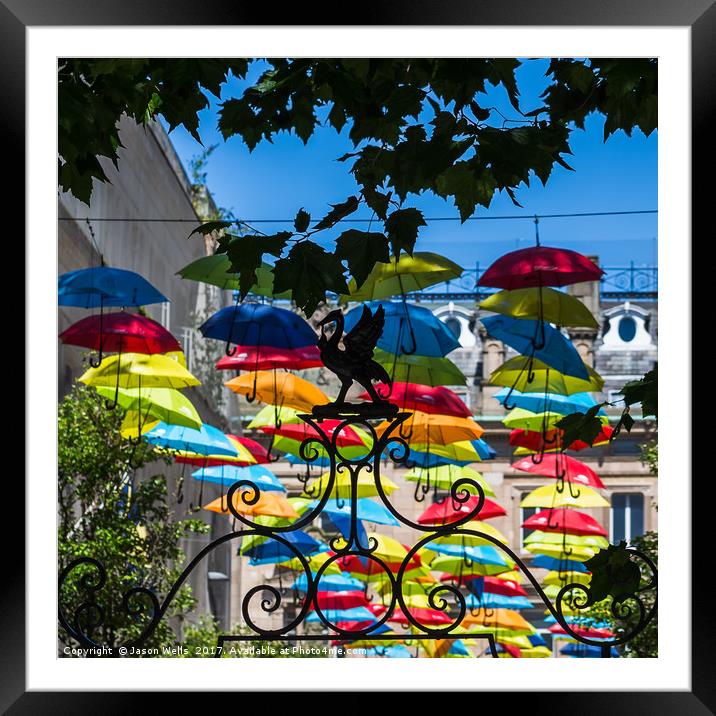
[461,608,534,632]
[313,591,371,610]
[58,266,168,308]
[489,356,604,395]
[471,576,528,599]
[464,593,533,610]
[302,472,399,500]
[79,353,200,390]
[341,252,463,301]
[177,255,290,298]
[241,530,323,564]
[375,411,484,445]
[524,531,608,550]
[417,496,506,525]
[481,315,589,379]
[429,555,513,578]
[520,484,610,509]
[429,520,508,548]
[334,554,430,583]
[542,570,592,588]
[247,405,302,428]
[479,286,599,328]
[227,435,272,464]
[509,425,613,452]
[199,303,316,356]
[204,490,299,518]
[495,389,605,415]
[422,543,511,569]
[260,420,368,449]
[271,435,369,463]
[364,533,409,563]
[503,407,609,433]
[407,440,485,465]
[296,497,400,526]
[561,643,620,658]
[522,508,607,537]
[388,607,453,627]
[225,371,328,412]
[512,454,606,489]
[279,552,343,576]
[358,382,471,417]
[291,572,364,593]
[143,422,240,457]
[191,464,285,492]
[344,300,459,357]
[531,555,589,573]
[478,247,604,290]
[403,465,495,498]
[60,311,182,366]
[472,438,497,460]
[215,344,322,371]
[373,351,465,388]
[93,385,201,429]
[305,606,377,626]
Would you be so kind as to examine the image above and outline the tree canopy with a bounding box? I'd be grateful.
[59,57,657,317]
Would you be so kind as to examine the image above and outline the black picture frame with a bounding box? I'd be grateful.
[5,1,705,710]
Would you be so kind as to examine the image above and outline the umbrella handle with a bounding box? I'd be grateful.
[566,480,581,500]
[88,350,103,368]
[88,298,105,367]
[398,420,413,440]
[245,372,258,403]
[546,507,560,530]
[399,316,418,356]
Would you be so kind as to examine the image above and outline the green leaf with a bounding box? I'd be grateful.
[188,220,233,239]
[554,404,605,447]
[384,208,426,257]
[224,232,291,298]
[273,241,349,316]
[294,208,311,233]
[435,161,497,221]
[582,541,642,606]
[335,230,390,288]
[312,196,360,232]
[620,367,657,418]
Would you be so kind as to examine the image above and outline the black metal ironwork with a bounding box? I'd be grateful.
[58,403,657,659]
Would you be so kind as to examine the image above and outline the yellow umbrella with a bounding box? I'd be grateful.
[277,551,343,575]
[303,471,398,500]
[247,404,302,429]
[410,440,484,463]
[503,407,608,432]
[520,484,610,509]
[521,646,552,658]
[524,531,609,550]
[79,352,200,389]
[204,491,298,518]
[376,410,484,444]
[375,580,431,598]
[543,571,592,587]
[341,252,463,301]
[427,554,514,578]
[403,465,495,498]
[424,520,508,548]
[479,286,599,328]
[365,532,408,562]
[225,371,329,412]
[489,356,604,395]
[120,412,160,439]
[525,543,597,561]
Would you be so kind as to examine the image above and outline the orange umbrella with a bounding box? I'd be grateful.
[204,490,299,519]
[224,371,329,412]
[376,410,484,444]
[461,608,533,633]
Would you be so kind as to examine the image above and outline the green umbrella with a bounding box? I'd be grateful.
[373,350,466,387]
[176,255,290,298]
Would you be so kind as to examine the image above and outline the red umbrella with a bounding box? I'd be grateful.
[512,454,605,489]
[314,591,370,610]
[418,496,506,525]
[216,344,322,371]
[388,607,453,626]
[478,247,604,290]
[228,435,271,464]
[440,575,528,597]
[60,311,181,357]
[175,455,254,467]
[522,508,607,537]
[549,624,615,640]
[333,552,424,576]
[358,382,471,418]
[498,642,522,658]
[260,421,367,448]
[509,426,613,452]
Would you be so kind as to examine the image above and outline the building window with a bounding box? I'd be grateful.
[180,327,194,372]
[444,316,462,339]
[610,493,645,544]
[618,316,637,342]
[160,302,171,331]
[521,492,541,544]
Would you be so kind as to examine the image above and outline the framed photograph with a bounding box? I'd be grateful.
[7,0,706,709]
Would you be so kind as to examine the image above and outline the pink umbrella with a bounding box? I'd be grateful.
[418,497,506,526]
[522,508,607,537]
[512,454,605,489]
[358,382,471,417]
[215,344,322,371]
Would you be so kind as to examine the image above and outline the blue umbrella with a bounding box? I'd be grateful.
[344,300,459,357]
[528,633,548,648]
[199,303,317,356]
[143,422,238,457]
[396,449,473,468]
[544,615,612,629]
[464,593,533,610]
[306,606,376,624]
[472,438,497,460]
[425,543,511,568]
[323,511,369,547]
[448,640,471,657]
[191,464,285,492]
[307,498,400,526]
[243,531,325,565]
[531,555,589,573]
[58,266,168,308]
[481,315,588,379]
[561,643,620,658]
[291,572,365,593]
[494,389,605,415]
[287,453,331,468]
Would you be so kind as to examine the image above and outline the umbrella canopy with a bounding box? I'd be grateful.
[93,385,201,429]
[358,382,471,417]
[373,351,466,387]
[481,315,589,379]
[375,411,484,445]
[403,465,495,497]
[542,571,592,588]
[479,286,599,328]
[503,407,609,433]
[495,389,605,416]
[406,440,484,464]
[430,554,513,578]
[191,464,285,492]
[177,255,290,298]
[522,508,607,537]
[143,422,240,457]
[388,607,453,626]
[417,496,506,525]
[60,311,181,355]
[204,490,299,518]
[225,371,329,412]
[342,252,463,301]
[520,484,610,509]
[291,572,365,593]
[279,552,343,576]
[422,543,511,569]
[241,530,323,564]
[489,356,604,395]
[295,497,400,526]
[365,533,409,563]
[531,555,589,572]
[303,472,398,500]
[461,608,534,632]
[465,593,533,610]
[561,643,620,658]
[79,352,200,390]
[58,266,168,308]
[509,425,613,452]
[313,591,370,611]
[260,420,367,449]
[429,520,508,548]
[478,247,604,290]
[524,531,609,550]
[344,301,459,357]
[512,454,606,489]
[305,606,377,626]
[200,303,316,349]
[215,344,322,371]
[272,435,369,463]
[228,436,271,464]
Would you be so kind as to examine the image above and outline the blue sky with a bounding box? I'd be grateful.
[164,59,657,270]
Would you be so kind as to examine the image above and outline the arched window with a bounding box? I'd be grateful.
[618,316,637,342]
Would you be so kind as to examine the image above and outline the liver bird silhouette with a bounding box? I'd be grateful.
[317,305,392,405]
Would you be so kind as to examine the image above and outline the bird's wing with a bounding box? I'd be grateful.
[343,305,385,362]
